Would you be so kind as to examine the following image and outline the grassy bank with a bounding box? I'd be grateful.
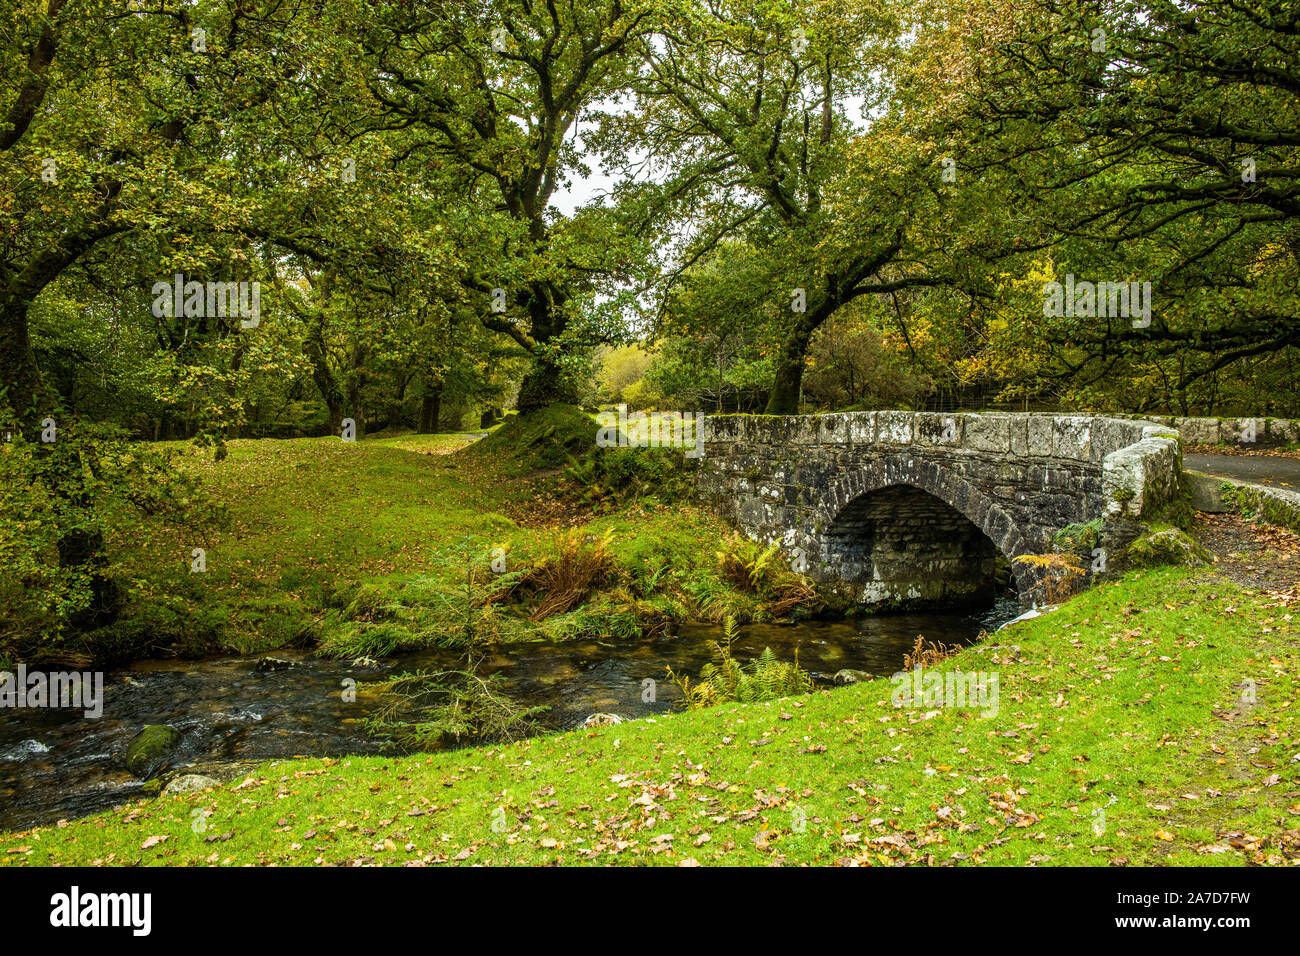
[6,565,1297,866]
[84,405,810,664]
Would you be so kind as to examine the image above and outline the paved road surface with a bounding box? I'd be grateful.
[1184,453,1300,490]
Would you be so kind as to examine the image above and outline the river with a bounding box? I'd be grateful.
[0,597,1018,831]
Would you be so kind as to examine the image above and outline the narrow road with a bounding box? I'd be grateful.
[1183,453,1300,490]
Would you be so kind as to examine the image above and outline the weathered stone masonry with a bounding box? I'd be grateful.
[697,412,1182,609]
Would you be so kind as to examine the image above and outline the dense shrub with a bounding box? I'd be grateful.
[0,415,227,667]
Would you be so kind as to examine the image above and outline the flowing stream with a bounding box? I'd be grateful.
[0,597,1018,831]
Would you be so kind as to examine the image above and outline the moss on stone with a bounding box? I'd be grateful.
[1142,476,1196,529]
[122,724,181,779]
[1126,526,1211,568]
[1219,483,1300,534]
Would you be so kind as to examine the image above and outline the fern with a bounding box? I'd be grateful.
[713,533,818,619]
[1012,553,1087,603]
[667,616,812,710]
[361,661,549,751]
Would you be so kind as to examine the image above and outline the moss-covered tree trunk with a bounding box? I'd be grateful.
[304,335,345,435]
[764,303,834,415]
[418,380,442,433]
[516,357,575,414]
[0,295,47,425]
[513,291,578,414]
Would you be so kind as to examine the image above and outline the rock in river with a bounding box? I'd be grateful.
[165,774,220,794]
[123,725,181,779]
[833,669,873,684]
[1,739,50,761]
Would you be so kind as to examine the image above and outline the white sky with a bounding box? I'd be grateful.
[549,93,870,217]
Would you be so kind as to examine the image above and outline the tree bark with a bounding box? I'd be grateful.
[59,527,121,630]
[347,380,364,438]
[304,335,345,434]
[516,357,576,413]
[418,380,442,434]
[487,286,579,414]
[393,371,412,430]
[764,305,831,415]
[0,295,49,423]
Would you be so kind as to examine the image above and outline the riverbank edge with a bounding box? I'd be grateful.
[4,562,1295,867]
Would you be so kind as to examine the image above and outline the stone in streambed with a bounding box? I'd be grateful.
[832,669,873,684]
[123,724,181,779]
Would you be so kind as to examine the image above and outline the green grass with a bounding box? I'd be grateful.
[7,566,1297,866]
[459,402,596,476]
[91,431,489,659]
[89,420,791,663]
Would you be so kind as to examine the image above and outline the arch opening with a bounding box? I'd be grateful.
[818,484,1015,611]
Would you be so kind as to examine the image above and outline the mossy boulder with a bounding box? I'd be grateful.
[122,724,182,779]
[1126,527,1211,568]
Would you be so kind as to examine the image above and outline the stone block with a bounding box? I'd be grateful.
[1027,415,1055,456]
[1008,416,1029,457]
[875,411,915,444]
[1220,417,1261,446]
[1089,418,1132,462]
[1102,433,1180,518]
[1268,419,1300,443]
[965,413,1011,453]
[1052,415,1092,461]
[1184,471,1231,513]
[844,411,876,444]
[917,413,961,447]
[817,414,848,445]
[1179,417,1221,444]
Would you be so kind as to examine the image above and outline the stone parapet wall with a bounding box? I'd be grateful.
[1111,414,1300,446]
[698,411,1182,608]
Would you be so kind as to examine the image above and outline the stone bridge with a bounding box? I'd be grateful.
[697,412,1182,609]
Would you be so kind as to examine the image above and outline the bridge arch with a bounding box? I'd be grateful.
[812,456,1039,606]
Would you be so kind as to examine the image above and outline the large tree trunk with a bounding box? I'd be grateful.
[765,361,803,415]
[764,305,832,415]
[347,382,364,438]
[346,345,369,437]
[393,371,412,430]
[0,295,48,423]
[418,379,443,434]
[223,331,248,440]
[304,336,345,434]
[60,526,121,630]
[325,399,345,435]
[513,290,578,413]
[516,358,572,413]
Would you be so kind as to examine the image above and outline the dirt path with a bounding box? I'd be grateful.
[1192,511,1300,594]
